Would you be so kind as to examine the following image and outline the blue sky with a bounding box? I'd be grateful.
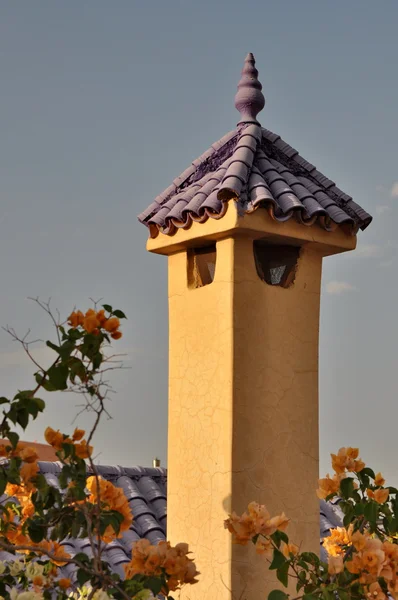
[0,1,397,483]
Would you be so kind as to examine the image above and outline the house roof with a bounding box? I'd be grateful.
[138,53,372,238]
[0,440,58,462]
[0,460,341,577]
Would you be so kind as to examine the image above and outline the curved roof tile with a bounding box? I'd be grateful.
[138,55,372,238]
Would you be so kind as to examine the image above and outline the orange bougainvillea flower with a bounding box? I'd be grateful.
[323,526,351,557]
[83,309,100,334]
[331,447,364,474]
[124,539,199,590]
[111,330,123,340]
[104,317,120,333]
[328,554,344,575]
[44,426,64,450]
[375,472,386,487]
[19,446,39,463]
[316,473,342,499]
[72,428,85,442]
[350,529,367,552]
[86,476,133,542]
[58,578,72,590]
[36,541,71,566]
[282,542,299,558]
[74,440,93,459]
[367,488,389,504]
[32,575,44,587]
[20,461,39,488]
[255,537,273,557]
[96,309,107,327]
[68,310,84,328]
[366,582,387,600]
[224,502,290,546]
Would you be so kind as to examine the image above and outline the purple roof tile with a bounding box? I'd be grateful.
[138,54,372,237]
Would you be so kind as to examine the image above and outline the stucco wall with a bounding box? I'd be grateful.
[158,200,356,599]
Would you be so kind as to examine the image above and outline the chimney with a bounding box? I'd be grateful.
[137,55,372,600]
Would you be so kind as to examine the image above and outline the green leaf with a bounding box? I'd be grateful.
[8,431,19,448]
[35,372,57,392]
[340,477,355,500]
[268,591,289,600]
[58,340,76,360]
[102,304,113,313]
[361,467,376,479]
[271,530,289,547]
[343,507,354,527]
[17,408,29,429]
[303,595,319,600]
[28,521,46,543]
[364,501,379,523]
[277,561,289,587]
[300,552,320,566]
[322,590,336,600]
[27,397,45,419]
[46,340,61,354]
[92,352,103,370]
[354,502,365,516]
[47,364,69,391]
[74,552,90,565]
[68,358,86,383]
[145,577,162,595]
[0,473,6,496]
[0,397,9,405]
[270,549,286,570]
[297,559,309,571]
[113,309,127,319]
[77,568,91,587]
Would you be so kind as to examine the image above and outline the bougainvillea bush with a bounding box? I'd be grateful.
[225,447,398,600]
[0,302,198,600]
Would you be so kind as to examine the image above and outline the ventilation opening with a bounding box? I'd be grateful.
[253,241,300,288]
[187,244,216,289]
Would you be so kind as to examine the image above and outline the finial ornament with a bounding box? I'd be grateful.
[234,53,265,124]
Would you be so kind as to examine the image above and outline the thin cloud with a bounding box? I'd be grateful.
[376,205,391,215]
[326,281,356,295]
[354,244,383,258]
[391,182,398,198]
[379,259,394,268]
[0,346,53,369]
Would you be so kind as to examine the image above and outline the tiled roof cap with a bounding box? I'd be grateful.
[138,55,372,237]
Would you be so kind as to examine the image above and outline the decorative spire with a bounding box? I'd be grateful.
[234,53,265,124]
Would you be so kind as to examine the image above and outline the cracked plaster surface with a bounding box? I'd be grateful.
[164,216,353,600]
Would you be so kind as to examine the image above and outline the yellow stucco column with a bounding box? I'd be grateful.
[148,206,356,600]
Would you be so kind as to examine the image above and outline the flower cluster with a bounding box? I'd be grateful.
[44,426,93,459]
[325,526,398,599]
[86,476,132,542]
[0,558,72,596]
[331,447,365,475]
[68,309,122,339]
[0,443,39,490]
[124,539,199,593]
[224,501,289,546]
[317,447,365,499]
